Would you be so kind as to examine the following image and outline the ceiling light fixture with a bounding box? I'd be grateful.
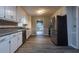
[36,9,46,15]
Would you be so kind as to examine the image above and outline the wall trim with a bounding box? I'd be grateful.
[32,34,48,36]
[71,44,78,49]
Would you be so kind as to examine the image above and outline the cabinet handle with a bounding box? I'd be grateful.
[13,35,16,37]
[4,16,5,18]
[11,16,13,19]
[9,41,11,44]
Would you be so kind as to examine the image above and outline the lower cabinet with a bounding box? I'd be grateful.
[26,30,31,39]
[10,32,22,53]
[0,35,10,53]
[0,31,23,53]
[10,33,18,53]
[17,32,22,48]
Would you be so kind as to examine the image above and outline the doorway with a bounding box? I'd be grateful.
[36,20,44,35]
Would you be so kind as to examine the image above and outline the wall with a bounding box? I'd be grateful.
[27,16,32,29]
[16,6,28,27]
[16,6,32,30]
[76,7,79,49]
[66,7,77,48]
[51,6,78,49]
[51,7,66,31]
[31,16,50,35]
[66,6,79,49]
[17,6,32,37]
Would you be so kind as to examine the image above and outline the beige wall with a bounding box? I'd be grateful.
[16,6,31,28]
[31,16,50,35]
[51,7,66,31]
[51,7,77,48]
[52,7,66,17]
[17,6,32,36]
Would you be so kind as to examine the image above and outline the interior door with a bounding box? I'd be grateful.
[57,15,68,46]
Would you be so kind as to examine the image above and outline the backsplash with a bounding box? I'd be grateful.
[0,20,18,28]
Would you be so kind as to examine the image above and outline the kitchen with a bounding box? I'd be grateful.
[0,1,78,59]
[0,6,79,53]
[0,6,32,53]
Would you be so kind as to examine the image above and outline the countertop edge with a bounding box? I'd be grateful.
[0,29,25,37]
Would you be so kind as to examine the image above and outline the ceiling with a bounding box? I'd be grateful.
[23,6,62,16]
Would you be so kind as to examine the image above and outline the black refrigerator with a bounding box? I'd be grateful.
[57,15,68,46]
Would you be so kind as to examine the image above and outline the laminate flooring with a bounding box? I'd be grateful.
[16,35,79,53]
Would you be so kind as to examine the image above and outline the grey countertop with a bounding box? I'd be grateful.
[0,28,25,37]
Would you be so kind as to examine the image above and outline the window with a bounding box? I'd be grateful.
[36,20,44,35]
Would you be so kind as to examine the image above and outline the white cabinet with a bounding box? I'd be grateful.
[0,6,5,18]
[5,6,11,20]
[0,36,10,53]
[10,33,18,53]
[10,32,22,53]
[17,32,22,48]
[0,31,23,53]
[0,6,17,22]
[5,6,16,22]
[26,30,31,39]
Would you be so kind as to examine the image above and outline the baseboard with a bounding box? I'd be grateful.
[70,44,78,49]
[32,34,48,36]
[27,34,32,39]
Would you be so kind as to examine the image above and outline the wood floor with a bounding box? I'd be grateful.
[16,35,79,53]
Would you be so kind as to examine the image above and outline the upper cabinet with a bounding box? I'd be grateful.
[5,6,17,22]
[0,6,17,22]
[0,6,5,18]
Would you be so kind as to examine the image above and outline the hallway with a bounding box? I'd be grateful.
[16,35,79,53]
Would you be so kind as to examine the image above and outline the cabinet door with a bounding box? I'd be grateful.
[5,6,11,20]
[0,6,5,18]
[26,30,31,39]
[17,32,22,48]
[10,6,16,22]
[0,36,9,53]
[10,33,18,53]
[5,6,16,22]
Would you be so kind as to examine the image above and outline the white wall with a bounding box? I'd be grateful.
[66,7,77,48]
[76,7,79,49]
